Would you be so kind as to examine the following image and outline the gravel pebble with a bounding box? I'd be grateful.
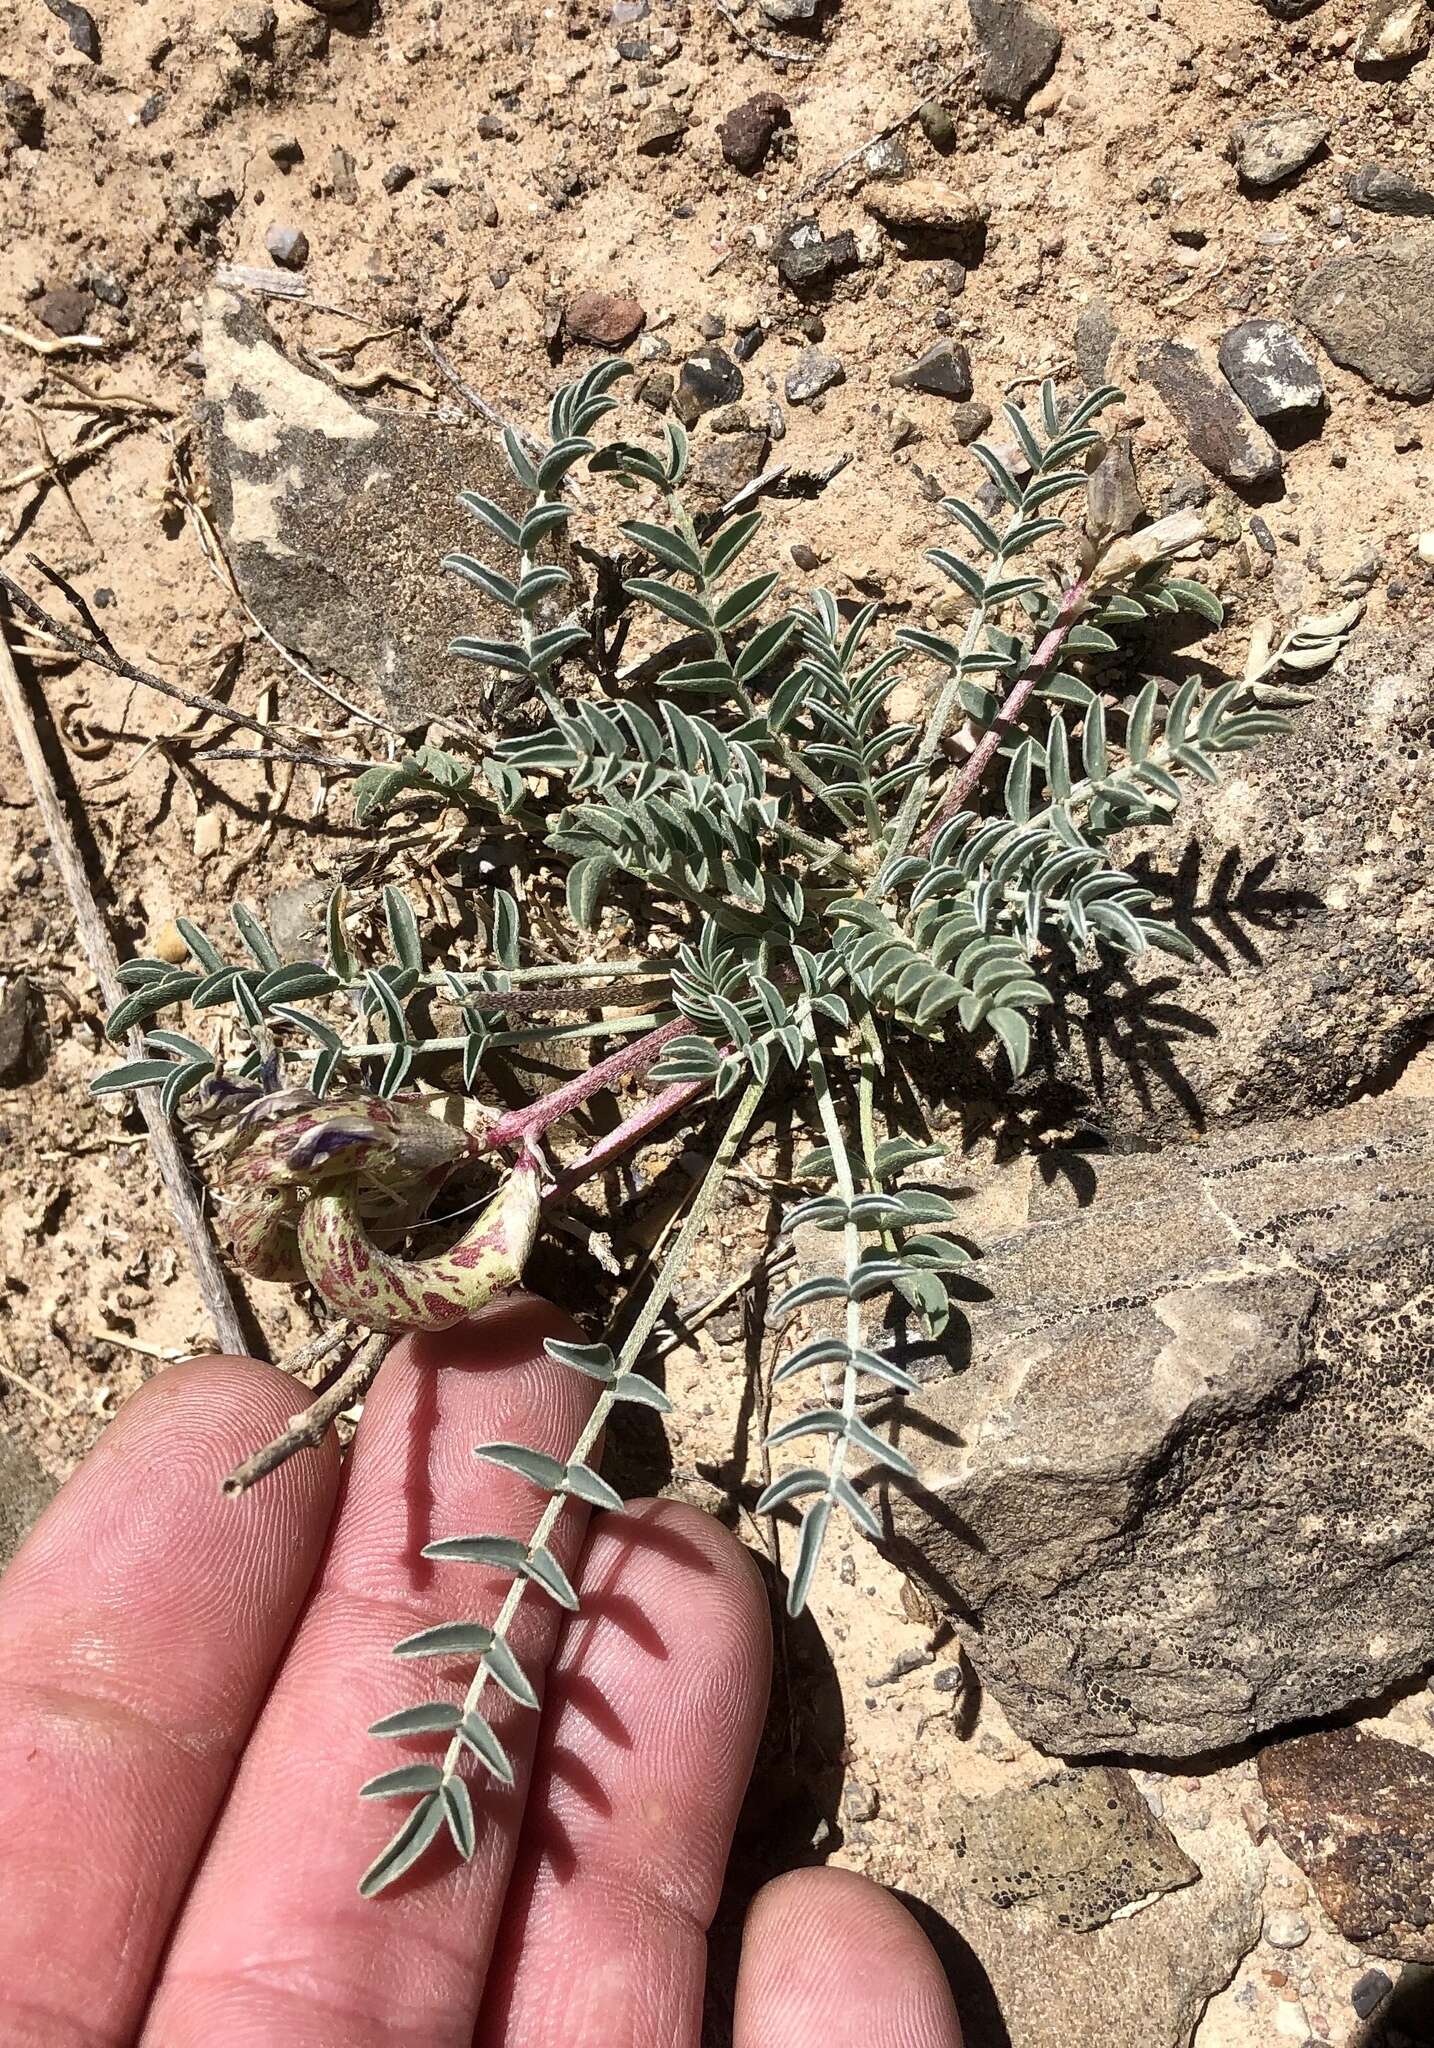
[785,347,845,405]
[264,223,310,269]
[1264,1909,1311,1949]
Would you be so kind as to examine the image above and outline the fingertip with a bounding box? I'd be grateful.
[7,1349,341,1594]
[736,1867,963,2048]
[392,1289,583,1380]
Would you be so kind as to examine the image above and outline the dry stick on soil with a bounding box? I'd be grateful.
[0,615,252,1358]
[706,0,817,64]
[0,567,362,775]
[794,78,961,201]
[0,1324,72,1418]
[221,1330,387,1496]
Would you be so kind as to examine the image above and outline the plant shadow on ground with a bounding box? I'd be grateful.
[901,830,1323,1150]
[700,1563,849,2048]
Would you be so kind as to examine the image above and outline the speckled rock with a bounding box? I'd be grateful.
[202,290,531,724]
[1297,240,1434,398]
[888,1096,1434,1757]
[1036,627,1433,1137]
[1355,0,1430,61]
[945,1769,1198,1931]
[784,348,844,405]
[1231,109,1328,188]
[1260,1728,1434,1959]
[930,1773,1262,2048]
[1217,319,1324,422]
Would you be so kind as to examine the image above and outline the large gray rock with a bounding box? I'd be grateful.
[1296,238,1434,399]
[201,290,529,725]
[1041,627,1433,1140]
[933,1768,1262,2047]
[887,1096,1434,1758]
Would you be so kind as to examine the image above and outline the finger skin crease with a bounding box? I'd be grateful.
[142,1961,482,2048]
[0,1676,242,1770]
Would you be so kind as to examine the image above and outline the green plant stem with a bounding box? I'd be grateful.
[445,958,672,988]
[429,1073,765,1820]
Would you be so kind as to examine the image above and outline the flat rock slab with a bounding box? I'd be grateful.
[1037,627,1433,1139]
[933,1777,1261,2048]
[1259,1728,1434,1961]
[887,1096,1434,1759]
[1296,239,1434,398]
[201,289,529,726]
[944,1767,1198,1931]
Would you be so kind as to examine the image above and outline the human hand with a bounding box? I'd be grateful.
[0,1297,962,2046]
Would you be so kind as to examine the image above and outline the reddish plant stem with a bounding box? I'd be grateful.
[918,576,1089,856]
[547,1074,711,1201]
[479,1014,688,1154]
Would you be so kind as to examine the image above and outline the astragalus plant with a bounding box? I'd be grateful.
[95,358,1354,1891]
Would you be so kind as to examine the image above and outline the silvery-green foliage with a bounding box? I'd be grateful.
[90,357,1359,1896]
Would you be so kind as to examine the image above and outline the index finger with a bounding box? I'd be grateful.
[0,1355,340,2048]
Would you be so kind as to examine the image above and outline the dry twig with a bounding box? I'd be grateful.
[0,614,252,1358]
[0,565,364,774]
[221,1331,387,1494]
